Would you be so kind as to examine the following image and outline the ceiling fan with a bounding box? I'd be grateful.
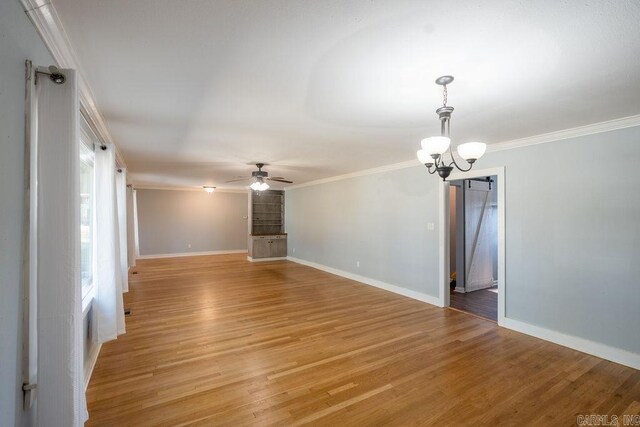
[226,163,293,191]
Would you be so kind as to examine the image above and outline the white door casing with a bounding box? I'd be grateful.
[438,166,506,325]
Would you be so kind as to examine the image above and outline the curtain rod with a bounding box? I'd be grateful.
[35,65,65,85]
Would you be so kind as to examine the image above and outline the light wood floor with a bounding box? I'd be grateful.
[87,254,640,426]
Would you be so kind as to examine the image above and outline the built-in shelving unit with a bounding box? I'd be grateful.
[248,190,287,260]
[251,190,284,235]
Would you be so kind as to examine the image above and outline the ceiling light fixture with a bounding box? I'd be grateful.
[203,186,216,194]
[225,163,293,188]
[417,76,487,181]
[250,178,269,192]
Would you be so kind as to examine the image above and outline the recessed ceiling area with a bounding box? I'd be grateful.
[51,0,640,189]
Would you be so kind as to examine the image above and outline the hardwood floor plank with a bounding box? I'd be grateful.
[86,254,639,425]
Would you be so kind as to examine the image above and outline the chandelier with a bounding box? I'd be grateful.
[417,76,486,180]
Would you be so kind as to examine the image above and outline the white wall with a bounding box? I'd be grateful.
[136,189,248,256]
[0,1,55,425]
[285,125,640,357]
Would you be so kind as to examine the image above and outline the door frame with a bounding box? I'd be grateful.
[438,166,506,325]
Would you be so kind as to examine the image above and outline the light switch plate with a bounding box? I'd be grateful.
[427,222,435,231]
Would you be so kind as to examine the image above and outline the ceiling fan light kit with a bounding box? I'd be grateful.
[250,180,270,191]
[225,163,294,191]
[417,75,487,181]
[202,186,215,193]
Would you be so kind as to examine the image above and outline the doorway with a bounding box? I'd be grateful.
[449,176,497,320]
[439,167,505,324]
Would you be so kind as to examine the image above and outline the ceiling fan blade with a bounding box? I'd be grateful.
[267,178,293,183]
[269,176,285,180]
[225,178,250,183]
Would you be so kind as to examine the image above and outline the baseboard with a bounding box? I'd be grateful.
[84,342,102,390]
[247,256,287,262]
[137,249,247,259]
[501,317,640,370]
[453,286,466,293]
[287,256,443,307]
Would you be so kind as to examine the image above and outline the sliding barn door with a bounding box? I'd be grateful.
[464,182,496,292]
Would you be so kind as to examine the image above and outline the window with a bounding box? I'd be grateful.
[80,140,95,293]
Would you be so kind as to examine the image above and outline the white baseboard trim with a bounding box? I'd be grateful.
[287,256,444,307]
[501,317,640,370]
[137,249,247,259]
[453,286,466,293]
[84,342,102,390]
[247,256,287,262]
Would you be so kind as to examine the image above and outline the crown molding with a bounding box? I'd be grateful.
[133,185,249,194]
[287,114,640,191]
[285,160,417,190]
[487,114,640,153]
[21,0,127,168]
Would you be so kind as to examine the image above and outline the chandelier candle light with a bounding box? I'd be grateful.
[417,76,487,180]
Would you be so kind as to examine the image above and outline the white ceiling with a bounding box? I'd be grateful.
[52,0,640,189]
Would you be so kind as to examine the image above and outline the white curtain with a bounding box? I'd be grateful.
[126,185,137,268]
[133,189,140,258]
[93,144,126,342]
[35,68,88,426]
[115,168,129,292]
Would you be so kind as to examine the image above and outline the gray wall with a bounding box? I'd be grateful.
[136,189,248,256]
[287,166,440,296]
[0,1,54,425]
[286,125,640,355]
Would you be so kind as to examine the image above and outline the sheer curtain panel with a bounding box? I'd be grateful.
[94,145,126,342]
[126,185,137,268]
[35,68,88,426]
[115,168,129,292]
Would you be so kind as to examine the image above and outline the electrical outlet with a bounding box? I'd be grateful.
[188,243,191,248]
[427,222,435,231]
[356,261,360,268]
[292,248,296,253]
